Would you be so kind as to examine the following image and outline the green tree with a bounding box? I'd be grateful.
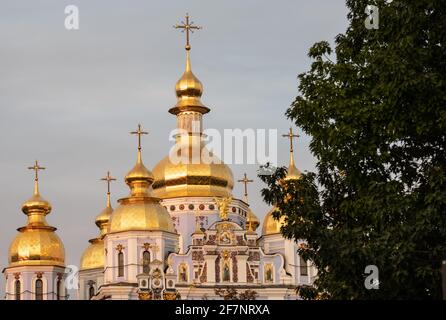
[260,0,446,299]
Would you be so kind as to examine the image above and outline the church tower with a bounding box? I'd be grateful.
[95,125,179,300]
[259,128,317,287]
[78,172,115,299]
[3,161,66,300]
[152,14,251,253]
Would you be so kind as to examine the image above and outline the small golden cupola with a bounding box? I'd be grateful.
[152,14,234,199]
[8,161,65,267]
[262,128,302,235]
[80,172,115,270]
[109,125,175,233]
[237,173,260,231]
[262,207,286,235]
[282,127,302,181]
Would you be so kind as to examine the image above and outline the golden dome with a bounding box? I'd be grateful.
[152,145,234,199]
[9,164,65,267]
[80,238,104,270]
[109,130,175,234]
[110,199,175,233]
[9,227,65,267]
[95,206,113,233]
[247,208,260,231]
[282,128,302,181]
[170,50,210,115]
[80,173,115,271]
[125,152,154,186]
[22,193,51,215]
[262,206,286,235]
[284,149,301,181]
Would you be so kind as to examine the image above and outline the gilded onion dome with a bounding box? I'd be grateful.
[109,126,175,233]
[262,131,301,235]
[80,239,104,271]
[262,206,286,235]
[8,162,65,267]
[152,28,233,199]
[283,128,302,181]
[80,172,115,270]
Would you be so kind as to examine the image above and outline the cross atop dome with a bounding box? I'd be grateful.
[237,173,253,203]
[174,13,202,51]
[131,124,148,151]
[28,160,45,195]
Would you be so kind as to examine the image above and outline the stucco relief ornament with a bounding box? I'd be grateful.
[214,197,232,221]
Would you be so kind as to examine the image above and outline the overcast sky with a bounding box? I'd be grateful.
[0,0,348,298]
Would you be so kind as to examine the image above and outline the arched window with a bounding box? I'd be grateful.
[264,264,273,283]
[14,280,20,300]
[118,252,124,277]
[179,264,188,283]
[56,279,61,300]
[300,256,308,276]
[142,250,150,274]
[89,285,95,299]
[35,279,43,300]
[222,260,231,282]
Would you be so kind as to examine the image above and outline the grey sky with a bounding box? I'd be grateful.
[0,0,348,298]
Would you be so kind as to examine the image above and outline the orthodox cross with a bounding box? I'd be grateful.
[282,127,299,152]
[237,173,253,202]
[174,13,202,51]
[101,171,116,195]
[130,124,148,151]
[28,160,45,182]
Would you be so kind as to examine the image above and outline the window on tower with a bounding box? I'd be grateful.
[14,280,20,300]
[56,279,61,300]
[118,252,124,277]
[300,255,308,276]
[89,285,95,299]
[35,279,43,300]
[143,250,151,274]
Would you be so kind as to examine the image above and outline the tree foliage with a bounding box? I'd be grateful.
[260,0,446,299]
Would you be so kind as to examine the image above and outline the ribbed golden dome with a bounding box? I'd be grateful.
[80,238,104,270]
[9,165,65,267]
[152,151,234,199]
[109,131,175,234]
[262,206,286,235]
[110,199,175,233]
[9,227,65,267]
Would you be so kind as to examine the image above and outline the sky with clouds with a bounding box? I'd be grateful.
[0,0,349,298]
